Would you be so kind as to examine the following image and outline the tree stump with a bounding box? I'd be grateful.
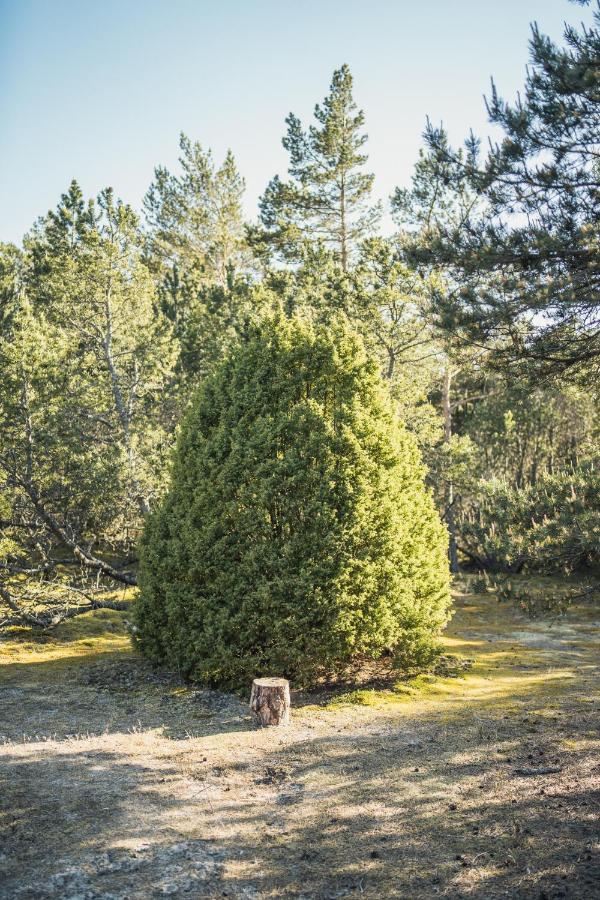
[250,677,290,726]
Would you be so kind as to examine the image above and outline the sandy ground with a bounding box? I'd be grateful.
[1,580,599,899]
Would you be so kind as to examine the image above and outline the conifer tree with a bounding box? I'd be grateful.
[251,65,380,270]
[135,315,451,688]
[144,136,256,384]
[144,135,248,290]
[29,183,175,516]
[413,6,600,382]
[3,182,175,560]
[392,139,488,574]
[0,242,22,332]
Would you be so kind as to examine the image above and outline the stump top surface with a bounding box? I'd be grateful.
[252,677,289,687]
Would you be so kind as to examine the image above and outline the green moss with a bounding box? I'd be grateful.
[0,596,135,684]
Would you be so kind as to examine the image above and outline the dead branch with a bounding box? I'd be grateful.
[14,475,137,586]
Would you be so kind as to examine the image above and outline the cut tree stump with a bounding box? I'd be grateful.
[250,677,290,726]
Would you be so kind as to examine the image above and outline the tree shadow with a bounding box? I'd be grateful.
[206,719,600,898]
[0,648,253,744]
[0,748,226,898]
[2,588,598,896]
[3,702,597,899]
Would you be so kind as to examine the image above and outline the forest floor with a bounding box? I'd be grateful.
[1,577,599,899]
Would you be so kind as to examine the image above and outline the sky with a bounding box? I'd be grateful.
[0,0,595,244]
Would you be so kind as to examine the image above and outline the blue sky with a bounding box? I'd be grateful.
[0,0,594,243]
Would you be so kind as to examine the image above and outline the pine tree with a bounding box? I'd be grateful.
[0,181,178,625]
[250,65,380,271]
[392,129,480,236]
[144,134,249,290]
[144,136,256,384]
[13,181,175,528]
[0,242,22,332]
[414,7,600,383]
[392,139,487,574]
[135,314,451,689]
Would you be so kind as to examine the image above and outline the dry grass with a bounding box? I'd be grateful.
[0,577,598,898]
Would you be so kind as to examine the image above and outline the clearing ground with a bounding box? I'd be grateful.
[1,578,599,899]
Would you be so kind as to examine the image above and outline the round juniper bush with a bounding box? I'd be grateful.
[134,315,452,688]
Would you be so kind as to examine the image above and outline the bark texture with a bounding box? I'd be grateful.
[250,677,291,726]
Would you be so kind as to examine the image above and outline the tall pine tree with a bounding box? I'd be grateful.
[144,134,248,291]
[144,135,257,384]
[251,65,380,271]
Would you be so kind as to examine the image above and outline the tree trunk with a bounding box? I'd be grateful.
[340,170,348,273]
[250,677,290,726]
[442,366,459,574]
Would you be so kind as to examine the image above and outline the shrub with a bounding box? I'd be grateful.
[458,464,600,574]
[134,315,451,688]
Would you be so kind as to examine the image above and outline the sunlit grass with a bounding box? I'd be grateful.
[1,576,597,711]
[0,594,136,679]
[322,575,599,711]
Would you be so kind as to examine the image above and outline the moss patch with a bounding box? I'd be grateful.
[0,593,135,683]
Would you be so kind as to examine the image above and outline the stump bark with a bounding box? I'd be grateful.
[250,677,290,726]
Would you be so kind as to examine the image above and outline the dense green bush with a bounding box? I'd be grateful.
[459,464,600,574]
[134,315,451,688]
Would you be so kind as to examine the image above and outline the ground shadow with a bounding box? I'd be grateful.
[2,701,598,899]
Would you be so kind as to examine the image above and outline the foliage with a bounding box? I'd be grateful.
[392,138,489,572]
[458,464,600,574]
[144,134,249,288]
[457,380,598,489]
[3,43,600,634]
[26,182,176,520]
[413,11,600,383]
[144,135,255,386]
[135,315,451,688]
[0,183,175,625]
[493,576,599,619]
[0,241,22,331]
[452,377,599,575]
[249,65,380,270]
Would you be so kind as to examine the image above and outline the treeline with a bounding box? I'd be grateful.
[1,4,598,626]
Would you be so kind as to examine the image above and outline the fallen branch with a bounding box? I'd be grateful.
[456,543,492,570]
[0,583,48,627]
[564,583,600,602]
